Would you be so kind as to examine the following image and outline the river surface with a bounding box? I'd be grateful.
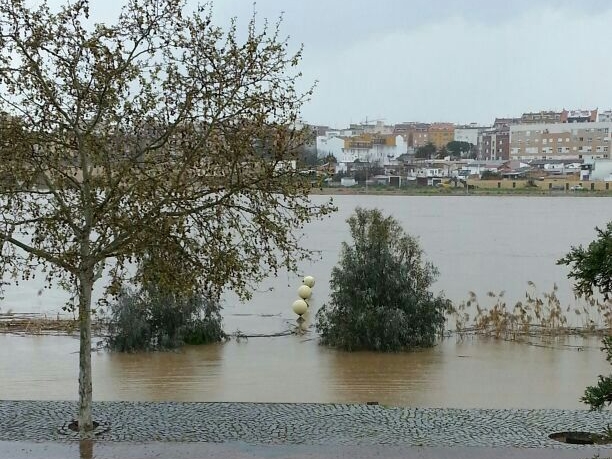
[1,196,611,407]
[0,333,607,409]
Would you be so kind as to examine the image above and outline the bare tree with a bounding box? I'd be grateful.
[0,0,335,434]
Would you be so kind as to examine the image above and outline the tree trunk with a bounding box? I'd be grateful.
[78,269,94,436]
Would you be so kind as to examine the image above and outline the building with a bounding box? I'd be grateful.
[454,124,489,147]
[598,110,612,123]
[510,121,612,160]
[520,111,562,124]
[404,123,430,148]
[562,109,597,123]
[480,127,510,160]
[584,159,612,181]
[316,134,345,159]
[332,133,407,172]
[349,120,393,135]
[493,118,521,129]
[427,123,454,149]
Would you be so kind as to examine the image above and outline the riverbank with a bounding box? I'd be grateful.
[310,185,612,196]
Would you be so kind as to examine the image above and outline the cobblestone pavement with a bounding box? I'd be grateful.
[1,401,612,448]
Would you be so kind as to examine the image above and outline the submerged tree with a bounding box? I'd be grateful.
[582,336,612,410]
[557,222,612,301]
[0,0,335,434]
[316,208,448,351]
[558,223,612,409]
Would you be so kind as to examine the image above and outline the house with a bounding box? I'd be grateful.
[458,160,504,178]
[584,159,612,181]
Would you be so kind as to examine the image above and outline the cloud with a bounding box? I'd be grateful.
[297,4,612,126]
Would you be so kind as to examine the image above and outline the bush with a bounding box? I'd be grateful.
[316,207,448,351]
[106,285,226,352]
[583,336,612,410]
[557,222,612,301]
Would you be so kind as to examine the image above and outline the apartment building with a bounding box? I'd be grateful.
[521,111,562,124]
[510,121,612,160]
[454,124,489,146]
[562,109,597,123]
[428,123,455,149]
[598,110,612,123]
[404,123,430,148]
[480,127,510,160]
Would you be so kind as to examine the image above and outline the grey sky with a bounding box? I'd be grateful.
[43,1,612,127]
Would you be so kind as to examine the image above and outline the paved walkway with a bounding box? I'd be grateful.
[2,400,612,449]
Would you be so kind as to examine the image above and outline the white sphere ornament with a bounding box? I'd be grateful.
[303,276,315,288]
[292,299,308,316]
[297,285,312,300]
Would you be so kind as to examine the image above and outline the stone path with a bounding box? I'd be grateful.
[1,401,612,448]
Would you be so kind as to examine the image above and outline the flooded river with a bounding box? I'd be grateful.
[1,196,611,407]
[0,333,607,409]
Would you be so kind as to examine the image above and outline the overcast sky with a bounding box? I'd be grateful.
[45,0,612,127]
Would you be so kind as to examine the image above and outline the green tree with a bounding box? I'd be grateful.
[106,285,226,352]
[316,208,448,351]
[0,0,335,434]
[436,146,449,159]
[558,223,612,410]
[581,336,612,410]
[480,170,502,180]
[557,222,612,300]
[446,141,473,158]
[415,142,437,159]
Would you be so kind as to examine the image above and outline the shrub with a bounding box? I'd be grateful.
[583,336,612,410]
[316,207,448,351]
[106,285,226,352]
[558,223,612,409]
[557,222,612,301]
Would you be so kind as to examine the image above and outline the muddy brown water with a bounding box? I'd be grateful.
[1,196,611,407]
[1,333,607,408]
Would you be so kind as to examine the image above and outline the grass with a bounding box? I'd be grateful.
[0,312,106,335]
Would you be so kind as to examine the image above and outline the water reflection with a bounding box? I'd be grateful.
[79,440,93,459]
[1,334,608,409]
[100,343,224,401]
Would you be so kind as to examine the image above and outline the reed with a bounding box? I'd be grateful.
[447,282,612,341]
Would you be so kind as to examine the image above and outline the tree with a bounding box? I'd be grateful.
[557,222,612,300]
[480,170,502,180]
[436,146,448,159]
[446,141,473,158]
[415,142,437,159]
[316,208,448,351]
[582,336,612,410]
[558,224,612,410]
[0,0,335,434]
[106,285,226,352]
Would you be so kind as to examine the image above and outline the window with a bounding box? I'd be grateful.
[557,147,563,153]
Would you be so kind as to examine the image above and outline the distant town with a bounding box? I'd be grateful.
[306,109,612,188]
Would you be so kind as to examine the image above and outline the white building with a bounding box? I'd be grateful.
[598,110,612,123]
[454,124,487,146]
[316,135,345,159]
[584,159,612,181]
